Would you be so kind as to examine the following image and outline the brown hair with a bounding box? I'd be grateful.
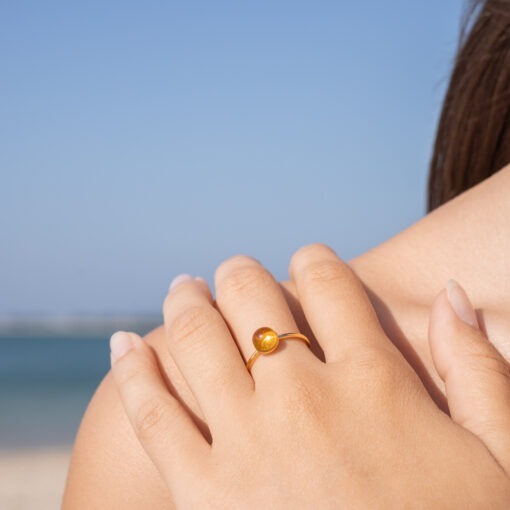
[428,0,510,211]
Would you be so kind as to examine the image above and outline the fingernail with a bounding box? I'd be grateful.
[110,331,134,362]
[169,273,194,291]
[446,279,479,329]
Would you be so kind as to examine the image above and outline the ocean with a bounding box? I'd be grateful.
[0,335,112,449]
[0,316,161,451]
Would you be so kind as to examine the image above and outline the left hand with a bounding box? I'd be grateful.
[110,244,510,509]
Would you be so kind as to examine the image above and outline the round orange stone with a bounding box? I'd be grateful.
[252,327,279,354]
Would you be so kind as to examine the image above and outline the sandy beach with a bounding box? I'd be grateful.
[0,446,72,510]
[0,333,116,510]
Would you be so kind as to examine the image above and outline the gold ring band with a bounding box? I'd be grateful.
[246,326,311,373]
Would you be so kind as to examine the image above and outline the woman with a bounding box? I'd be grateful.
[63,1,510,507]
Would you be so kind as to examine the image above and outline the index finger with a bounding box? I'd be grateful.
[289,243,395,363]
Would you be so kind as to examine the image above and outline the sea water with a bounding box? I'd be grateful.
[0,336,111,449]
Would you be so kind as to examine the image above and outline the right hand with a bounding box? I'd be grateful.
[111,247,510,508]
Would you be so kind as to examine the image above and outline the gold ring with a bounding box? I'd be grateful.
[245,326,311,373]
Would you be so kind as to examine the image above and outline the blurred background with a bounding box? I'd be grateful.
[1,1,463,507]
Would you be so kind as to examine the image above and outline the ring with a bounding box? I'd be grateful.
[245,326,311,373]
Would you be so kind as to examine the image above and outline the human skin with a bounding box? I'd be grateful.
[108,250,510,508]
[62,165,510,509]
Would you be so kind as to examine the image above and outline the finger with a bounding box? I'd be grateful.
[429,280,510,474]
[289,243,395,362]
[163,276,254,426]
[214,255,316,378]
[280,279,324,362]
[109,331,210,496]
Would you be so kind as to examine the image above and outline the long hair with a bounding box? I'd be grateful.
[428,0,510,210]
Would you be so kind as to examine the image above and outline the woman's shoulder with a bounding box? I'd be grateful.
[62,325,179,509]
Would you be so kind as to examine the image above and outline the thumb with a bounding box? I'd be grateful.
[429,279,510,473]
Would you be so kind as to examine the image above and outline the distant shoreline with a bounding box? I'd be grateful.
[0,315,161,337]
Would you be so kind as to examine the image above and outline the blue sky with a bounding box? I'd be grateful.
[1,1,464,315]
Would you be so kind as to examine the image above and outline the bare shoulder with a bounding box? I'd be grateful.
[62,325,199,510]
[62,281,301,509]
[62,165,510,508]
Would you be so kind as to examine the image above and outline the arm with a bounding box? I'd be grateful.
[62,164,510,509]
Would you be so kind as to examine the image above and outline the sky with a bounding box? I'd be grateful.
[0,1,464,315]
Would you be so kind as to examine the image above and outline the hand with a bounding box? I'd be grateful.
[110,244,510,508]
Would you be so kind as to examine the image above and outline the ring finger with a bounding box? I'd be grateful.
[214,255,316,378]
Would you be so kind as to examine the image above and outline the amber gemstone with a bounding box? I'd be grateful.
[252,327,279,354]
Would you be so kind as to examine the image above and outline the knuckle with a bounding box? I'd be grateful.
[115,354,152,388]
[290,243,336,271]
[300,259,347,288]
[219,264,272,298]
[275,368,326,424]
[134,397,170,441]
[460,345,510,381]
[348,347,404,396]
[216,254,259,279]
[169,305,215,346]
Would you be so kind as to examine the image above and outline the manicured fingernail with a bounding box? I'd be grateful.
[110,331,134,362]
[446,279,479,328]
[169,273,194,291]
